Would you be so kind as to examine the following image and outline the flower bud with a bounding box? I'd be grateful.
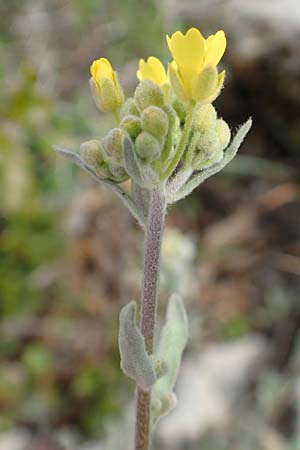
[135,131,161,162]
[193,104,217,133]
[134,79,164,112]
[109,164,129,183]
[90,58,124,112]
[80,140,111,178]
[192,128,223,170]
[120,115,142,139]
[216,119,231,150]
[141,106,169,141]
[104,128,124,164]
[119,98,140,119]
[80,139,105,165]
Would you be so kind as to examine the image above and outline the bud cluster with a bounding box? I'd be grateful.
[55,27,250,223]
[81,66,235,198]
[80,134,128,183]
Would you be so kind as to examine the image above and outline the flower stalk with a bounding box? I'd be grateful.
[135,188,166,450]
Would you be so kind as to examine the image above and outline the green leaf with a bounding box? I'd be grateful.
[118,301,156,390]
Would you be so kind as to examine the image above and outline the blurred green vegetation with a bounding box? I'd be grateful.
[0,0,169,436]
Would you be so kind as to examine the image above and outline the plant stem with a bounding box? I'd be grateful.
[134,188,166,450]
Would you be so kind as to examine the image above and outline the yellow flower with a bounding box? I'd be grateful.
[137,56,170,99]
[137,57,168,85]
[89,58,124,112]
[166,28,226,103]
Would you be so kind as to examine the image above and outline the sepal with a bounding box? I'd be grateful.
[120,115,142,139]
[135,132,162,162]
[104,128,124,164]
[192,64,218,103]
[141,106,169,142]
[134,79,164,112]
[216,118,231,150]
[119,98,140,119]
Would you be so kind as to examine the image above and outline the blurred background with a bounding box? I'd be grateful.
[0,1,300,449]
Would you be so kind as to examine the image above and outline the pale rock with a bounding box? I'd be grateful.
[157,335,268,445]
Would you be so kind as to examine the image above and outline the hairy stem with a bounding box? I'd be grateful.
[134,188,166,450]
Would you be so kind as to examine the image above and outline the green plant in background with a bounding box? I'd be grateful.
[54,27,251,450]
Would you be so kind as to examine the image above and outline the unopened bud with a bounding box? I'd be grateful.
[80,139,105,165]
[193,128,223,170]
[104,128,124,164]
[135,131,161,162]
[193,104,217,133]
[141,106,169,141]
[216,119,231,150]
[80,140,111,178]
[119,98,140,119]
[134,80,164,112]
[89,58,124,112]
[109,164,129,183]
[120,115,142,139]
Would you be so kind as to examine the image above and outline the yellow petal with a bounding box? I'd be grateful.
[204,30,226,66]
[166,28,205,72]
[137,56,167,85]
[90,57,114,85]
[89,58,124,112]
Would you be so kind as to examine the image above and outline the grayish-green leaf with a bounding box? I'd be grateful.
[153,294,188,399]
[150,294,188,425]
[53,145,145,228]
[140,162,161,189]
[123,136,161,189]
[151,392,177,425]
[166,168,192,197]
[132,182,149,223]
[119,301,156,390]
[122,136,144,186]
[166,118,252,204]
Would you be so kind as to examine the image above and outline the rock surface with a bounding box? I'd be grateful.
[157,335,268,447]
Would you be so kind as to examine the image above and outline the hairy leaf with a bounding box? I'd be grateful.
[53,145,145,227]
[151,294,188,424]
[119,301,156,390]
